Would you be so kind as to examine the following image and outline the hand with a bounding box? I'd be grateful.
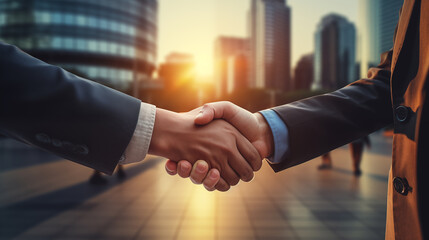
[165,101,274,191]
[149,108,261,188]
[166,160,221,191]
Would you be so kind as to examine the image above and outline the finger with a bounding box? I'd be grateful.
[195,102,256,140]
[195,101,242,125]
[228,145,255,182]
[220,163,240,186]
[215,177,231,192]
[190,160,210,184]
[236,133,263,171]
[165,160,178,175]
[195,104,217,125]
[177,161,192,178]
[203,168,220,191]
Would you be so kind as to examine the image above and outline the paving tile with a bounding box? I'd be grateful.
[0,133,392,239]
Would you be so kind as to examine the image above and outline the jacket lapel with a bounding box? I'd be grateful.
[392,0,416,73]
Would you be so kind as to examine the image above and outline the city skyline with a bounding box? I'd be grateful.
[158,0,358,80]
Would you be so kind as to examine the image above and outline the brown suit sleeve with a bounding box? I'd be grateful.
[269,44,395,173]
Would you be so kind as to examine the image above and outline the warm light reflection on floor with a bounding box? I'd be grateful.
[0,133,393,239]
[189,188,216,219]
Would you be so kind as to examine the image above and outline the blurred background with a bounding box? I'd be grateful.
[0,0,401,239]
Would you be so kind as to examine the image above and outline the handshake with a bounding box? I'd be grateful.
[148,101,274,192]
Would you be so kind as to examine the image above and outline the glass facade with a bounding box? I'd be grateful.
[312,14,356,90]
[358,0,402,78]
[0,0,157,91]
[249,0,291,92]
[214,37,249,98]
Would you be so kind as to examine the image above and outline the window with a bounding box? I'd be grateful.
[35,11,50,24]
[52,12,62,24]
[76,14,86,26]
[129,27,135,36]
[100,19,108,30]
[52,37,62,49]
[99,67,108,78]
[88,17,97,28]
[36,37,50,49]
[99,41,108,53]
[63,37,74,50]
[88,40,98,52]
[120,23,127,34]
[88,66,97,78]
[64,14,75,25]
[111,21,119,32]
[109,42,118,54]
[76,38,86,51]
[119,45,127,57]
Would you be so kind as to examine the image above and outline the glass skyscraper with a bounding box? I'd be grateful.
[214,36,249,98]
[313,14,356,90]
[249,0,291,92]
[358,0,402,78]
[0,0,157,92]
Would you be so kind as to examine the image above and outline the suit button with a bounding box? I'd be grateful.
[75,145,89,155]
[393,177,411,195]
[395,106,409,122]
[36,133,51,144]
[52,138,62,147]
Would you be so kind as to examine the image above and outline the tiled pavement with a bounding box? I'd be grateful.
[0,132,392,240]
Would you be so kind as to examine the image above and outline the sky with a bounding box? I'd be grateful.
[158,0,358,80]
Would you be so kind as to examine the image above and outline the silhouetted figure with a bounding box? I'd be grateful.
[318,152,332,170]
[89,165,126,185]
[349,136,371,176]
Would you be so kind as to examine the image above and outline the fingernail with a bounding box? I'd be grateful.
[181,163,190,172]
[196,112,203,119]
[196,163,207,173]
[210,170,219,180]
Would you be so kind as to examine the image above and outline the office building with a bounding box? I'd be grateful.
[0,0,158,92]
[313,14,356,90]
[214,37,249,97]
[358,0,402,77]
[294,54,313,90]
[226,54,248,95]
[249,0,291,91]
[158,53,195,91]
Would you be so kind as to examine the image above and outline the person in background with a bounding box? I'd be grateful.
[318,152,333,170]
[350,136,371,176]
[89,165,126,185]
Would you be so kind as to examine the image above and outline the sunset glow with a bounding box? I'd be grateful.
[158,0,358,81]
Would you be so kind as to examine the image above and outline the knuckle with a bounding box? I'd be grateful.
[242,170,254,182]
[253,160,263,171]
[229,176,240,186]
[216,183,230,192]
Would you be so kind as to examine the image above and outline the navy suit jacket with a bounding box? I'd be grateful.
[0,42,141,174]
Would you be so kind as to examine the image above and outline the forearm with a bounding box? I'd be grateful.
[271,79,392,172]
[0,42,141,174]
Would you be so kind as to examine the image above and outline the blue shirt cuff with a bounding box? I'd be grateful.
[259,110,289,164]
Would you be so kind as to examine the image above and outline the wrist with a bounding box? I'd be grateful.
[254,113,274,158]
[148,108,179,159]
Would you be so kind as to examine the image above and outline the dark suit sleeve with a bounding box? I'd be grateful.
[0,42,141,174]
[269,44,395,173]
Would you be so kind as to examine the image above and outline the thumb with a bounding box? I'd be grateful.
[195,102,256,139]
[194,104,216,125]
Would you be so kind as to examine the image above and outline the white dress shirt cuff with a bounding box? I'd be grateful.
[119,102,156,164]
